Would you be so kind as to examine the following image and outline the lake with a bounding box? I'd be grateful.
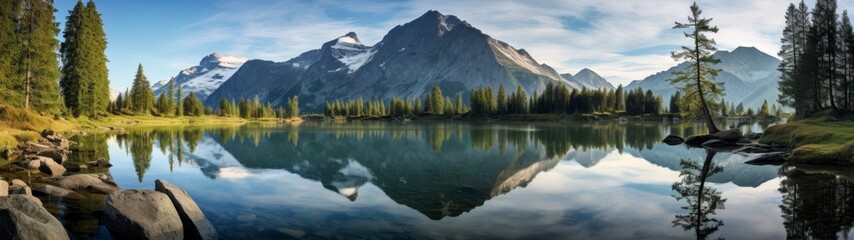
[8,121,854,239]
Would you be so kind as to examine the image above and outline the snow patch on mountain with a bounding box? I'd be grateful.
[153,53,248,102]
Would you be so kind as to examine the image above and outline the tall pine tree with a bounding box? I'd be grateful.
[671,2,724,133]
[130,64,154,114]
[17,0,62,114]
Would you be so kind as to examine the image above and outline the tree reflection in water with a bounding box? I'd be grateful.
[672,149,726,240]
[778,164,854,239]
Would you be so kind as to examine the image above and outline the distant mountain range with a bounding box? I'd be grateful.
[205,10,587,110]
[626,46,781,109]
[134,11,781,111]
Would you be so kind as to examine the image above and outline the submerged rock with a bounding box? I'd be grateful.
[35,184,85,200]
[103,190,184,240]
[56,174,119,194]
[155,179,219,240]
[662,135,685,145]
[87,158,113,168]
[0,195,69,240]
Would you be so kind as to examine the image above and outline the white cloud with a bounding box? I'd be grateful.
[178,0,854,86]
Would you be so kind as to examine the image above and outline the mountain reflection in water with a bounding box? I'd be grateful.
[24,121,853,239]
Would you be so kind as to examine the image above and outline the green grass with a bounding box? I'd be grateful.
[760,119,854,164]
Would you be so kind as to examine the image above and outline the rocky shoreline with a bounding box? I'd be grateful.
[663,128,791,165]
[0,129,218,240]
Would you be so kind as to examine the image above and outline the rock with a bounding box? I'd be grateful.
[36,149,66,164]
[155,179,218,240]
[0,195,69,240]
[0,180,8,197]
[18,142,55,154]
[10,186,33,197]
[103,190,184,240]
[685,134,717,146]
[56,174,119,194]
[278,228,305,238]
[701,139,738,150]
[38,157,66,177]
[87,158,113,168]
[78,164,88,169]
[662,135,685,145]
[34,184,85,200]
[11,179,27,188]
[711,129,743,142]
[40,129,54,138]
[22,159,41,170]
[744,152,788,165]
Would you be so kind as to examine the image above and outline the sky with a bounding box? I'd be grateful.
[53,0,854,91]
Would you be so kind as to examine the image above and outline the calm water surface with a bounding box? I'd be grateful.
[9,121,854,239]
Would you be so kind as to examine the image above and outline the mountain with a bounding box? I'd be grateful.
[153,53,248,102]
[109,88,120,101]
[207,10,580,110]
[561,68,615,90]
[625,46,781,109]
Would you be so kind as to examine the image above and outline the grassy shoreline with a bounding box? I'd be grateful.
[760,118,854,165]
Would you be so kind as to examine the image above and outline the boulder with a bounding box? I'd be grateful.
[103,190,184,240]
[87,158,113,168]
[36,149,66,164]
[736,138,753,145]
[0,195,68,240]
[744,152,788,165]
[56,174,119,194]
[0,180,7,197]
[40,129,54,138]
[711,129,743,142]
[38,157,66,177]
[662,135,685,145]
[34,184,85,200]
[155,179,218,240]
[22,159,41,170]
[10,186,33,197]
[685,134,717,146]
[18,142,55,154]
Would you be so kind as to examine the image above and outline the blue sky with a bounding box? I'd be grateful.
[54,0,853,90]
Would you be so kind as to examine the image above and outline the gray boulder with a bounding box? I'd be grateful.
[155,179,218,240]
[0,195,69,240]
[38,157,66,177]
[56,174,119,194]
[36,149,66,164]
[103,190,184,240]
[35,185,85,200]
[40,129,54,138]
[662,135,685,145]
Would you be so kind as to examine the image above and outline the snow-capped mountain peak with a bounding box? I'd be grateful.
[152,53,249,102]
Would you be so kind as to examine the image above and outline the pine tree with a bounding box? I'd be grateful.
[615,84,625,111]
[497,85,507,114]
[841,10,853,111]
[671,2,724,133]
[814,0,840,111]
[778,1,813,116]
[175,85,183,116]
[287,96,299,118]
[18,0,63,114]
[59,0,108,117]
[182,92,203,116]
[0,0,19,102]
[129,64,154,114]
[760,100,770,116]
[85,0,108,116]
[430,86,444,115]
